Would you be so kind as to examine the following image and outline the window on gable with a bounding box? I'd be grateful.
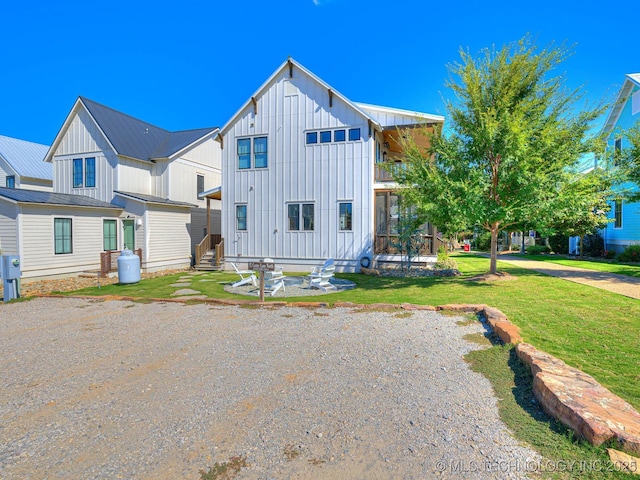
[197,174,204,199]
[320,131,332,143]
[54,218,72,254]
[73,159,83,188]
[339,202,352,231]
[236,204,247,231]
[238,139,251,169]
[306,132,318,144]
[348,128,361,141]
[614,199,623,228]
[6,175,15,188]
[334,130,345,142]
[85,157,96,188]
[254,137,268,168]
[103,219,117,251]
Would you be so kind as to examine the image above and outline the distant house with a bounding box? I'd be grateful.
[601,73,640,254]
[215,58,444,272]
[0,135,52,191]
[0,97,221,278]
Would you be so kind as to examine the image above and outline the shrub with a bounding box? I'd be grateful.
[435,244,458,270]
[548,234,569,254]
[582,232,604,257]
[474,231,492,252]
[525,245,551,255]
[617,245,640,263]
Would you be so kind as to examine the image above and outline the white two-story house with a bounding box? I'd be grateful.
[0,97,221,278]
[216,58,444,272]
[0,134,52,191]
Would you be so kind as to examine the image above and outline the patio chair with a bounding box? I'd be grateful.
[231,262,257,287]
[306,258,336,292]
[262,259,285,296]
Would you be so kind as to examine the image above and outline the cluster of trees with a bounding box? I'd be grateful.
[391,36,638,274]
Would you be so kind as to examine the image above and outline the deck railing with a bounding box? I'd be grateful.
[215,238,224,267]
[374,234,443,256]
[195,234,222,266]
[100,249,142,277]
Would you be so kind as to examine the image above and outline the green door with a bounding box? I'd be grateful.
[123,220,135,250]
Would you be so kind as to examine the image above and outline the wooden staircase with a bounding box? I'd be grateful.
[194,235,224,271]
[195,250,222,271]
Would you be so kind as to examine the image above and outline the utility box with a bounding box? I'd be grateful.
[2,254,21,302]
[2,255,21,279]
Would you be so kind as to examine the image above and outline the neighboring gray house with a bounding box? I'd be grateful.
[0,98,222,278]
[0,134,52,191]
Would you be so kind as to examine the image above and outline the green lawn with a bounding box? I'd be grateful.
[68,255,640,478]
[514,253,640,278]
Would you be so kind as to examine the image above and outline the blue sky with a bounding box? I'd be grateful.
[2,0,639,146]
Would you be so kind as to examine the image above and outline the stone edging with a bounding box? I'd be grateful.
[32,294,640,457]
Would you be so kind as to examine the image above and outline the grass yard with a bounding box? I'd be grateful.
[515,253,640,278]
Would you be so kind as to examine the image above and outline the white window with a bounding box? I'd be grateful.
[288,203,314,231]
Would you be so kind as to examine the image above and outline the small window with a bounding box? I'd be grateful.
[334,130,346,142]
[54,218,72,254]
[615,199,623,229]
[339,202,352,231]
[103,219,117,251]
[85,157,96,188]
[73,158,83,188]
[302,204,314,230]
[236,205,247,231]
[254,137,268,168]
[238,139,251,169]
[614,138,622,167]
[306,132,318,144]
[348,128,361,141]
[320,131,332,143]
[5,175,15,188]
[288,204,300,230]
[197,174,204,198]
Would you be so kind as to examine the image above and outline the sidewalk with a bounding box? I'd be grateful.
[489,254,640,300]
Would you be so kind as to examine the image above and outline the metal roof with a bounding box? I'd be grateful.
[0,135,52,180]
[198,185,221,200]
[0,187,120,209]
[79,97,218,161]
[114,190,195,207]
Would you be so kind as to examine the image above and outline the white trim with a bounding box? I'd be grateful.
[355,102,445,123]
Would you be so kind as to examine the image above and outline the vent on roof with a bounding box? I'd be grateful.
[284,80,297,96]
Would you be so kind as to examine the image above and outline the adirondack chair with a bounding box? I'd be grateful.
[231,262,257,287]
[306,258,336,292]
[262,258,285,296]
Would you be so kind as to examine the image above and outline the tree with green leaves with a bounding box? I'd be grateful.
[394,36,605,274]
[616,125,640,201]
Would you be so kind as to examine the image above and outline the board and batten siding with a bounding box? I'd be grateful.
[0,200,18,254]
[145,206,191,270]
[19,205,120,278]
[222,68,373,271]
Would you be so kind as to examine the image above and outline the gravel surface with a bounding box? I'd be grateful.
[0,297,539,479]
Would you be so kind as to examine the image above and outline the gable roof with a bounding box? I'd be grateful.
[0,135,52,180]
[114,190,195,208]
[47,97,219,162]
[601,73,640,136]
[219,57,383,136]
[0,187,120,209]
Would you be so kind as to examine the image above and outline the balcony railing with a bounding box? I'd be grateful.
[375,163,406,182]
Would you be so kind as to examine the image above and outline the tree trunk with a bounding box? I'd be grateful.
[490,224,499,274]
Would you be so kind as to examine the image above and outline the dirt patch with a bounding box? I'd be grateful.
[465,272,518,282]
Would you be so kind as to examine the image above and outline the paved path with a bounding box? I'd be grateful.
[492,254,640,300]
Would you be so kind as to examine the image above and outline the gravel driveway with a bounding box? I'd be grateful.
[0,298,538,479]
